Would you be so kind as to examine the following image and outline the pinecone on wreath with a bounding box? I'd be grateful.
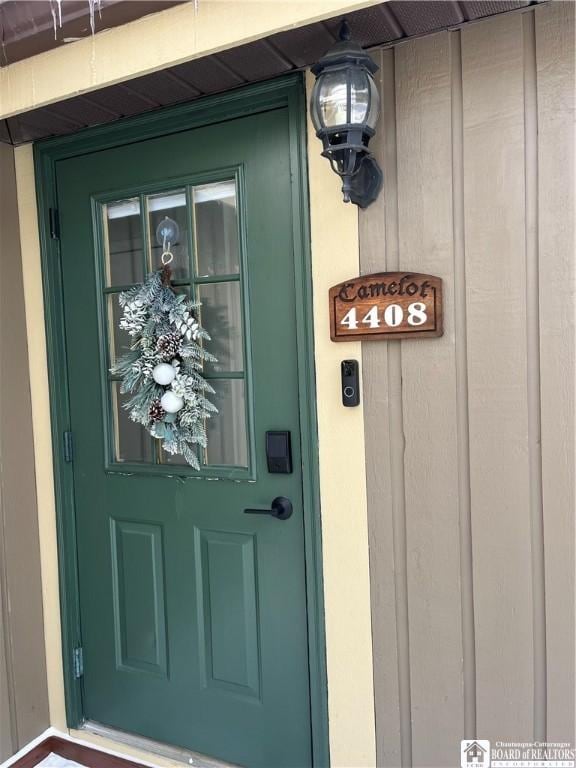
[149,399,165,422]
[156,332,181,360]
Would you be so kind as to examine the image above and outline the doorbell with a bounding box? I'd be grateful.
[341,360,360,407]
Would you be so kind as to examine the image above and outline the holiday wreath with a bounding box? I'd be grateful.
[111,260,217,469]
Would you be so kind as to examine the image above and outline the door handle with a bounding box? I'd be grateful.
[244,496,293,521]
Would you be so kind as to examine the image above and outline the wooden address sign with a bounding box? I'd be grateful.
[329,272,443,342]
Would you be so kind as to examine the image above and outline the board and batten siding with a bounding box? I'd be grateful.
[0,144,50,761]
[360,3,574,766]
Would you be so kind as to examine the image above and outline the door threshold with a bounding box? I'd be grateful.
[80,722,239,768]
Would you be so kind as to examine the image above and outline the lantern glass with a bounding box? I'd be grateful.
[349,67,370,124]
[315,70,348,128]
[312,67,380,132]
[309,19,383,208]
[366,75,380,130]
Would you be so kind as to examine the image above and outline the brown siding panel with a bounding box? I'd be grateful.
[462,11,534,741]
[535,0,576,745]
[395,32,465,767]
[362,4,574,762]
[360,47,403,768]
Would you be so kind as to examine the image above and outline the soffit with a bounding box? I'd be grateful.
[0,0,541,145]
[0,1,186,65]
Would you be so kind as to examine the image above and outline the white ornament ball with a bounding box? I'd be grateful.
[153,363,176,386]
[161,391,184,414]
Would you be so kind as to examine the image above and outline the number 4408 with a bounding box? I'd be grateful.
[341,302,428,329]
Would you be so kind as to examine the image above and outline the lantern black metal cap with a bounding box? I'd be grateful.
[311,20,379,76]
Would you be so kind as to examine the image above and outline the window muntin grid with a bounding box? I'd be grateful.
[101,177,251,476]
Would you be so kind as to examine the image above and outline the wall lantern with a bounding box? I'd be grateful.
[310,20,382,209]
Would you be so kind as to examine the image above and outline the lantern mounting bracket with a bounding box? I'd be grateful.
[346,155,383,209]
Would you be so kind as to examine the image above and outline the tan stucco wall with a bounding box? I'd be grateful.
[0,0,382,120]
[305,72,376,768]
[12,78,375,768]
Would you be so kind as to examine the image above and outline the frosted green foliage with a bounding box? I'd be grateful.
[111,269,217,469]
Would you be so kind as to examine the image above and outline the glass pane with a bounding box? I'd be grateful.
[108,294,132,365]
[349,68,369,124]
[104,198,144,286]
[198,282,243,373]
[366,75,380,130]
[147,190,189,280]
[318,71,347,127]
[160,449,191,467]
[174,285,191,299]
[194,181,240,277]
[204,379,248,467]
[111,383,154,463]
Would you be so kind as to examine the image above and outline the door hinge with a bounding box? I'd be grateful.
[72,647,84,679]
[63,431,74,463]
[49,208,60,240]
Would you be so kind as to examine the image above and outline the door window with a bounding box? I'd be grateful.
[103,197,144,286]
[102,177,250,475]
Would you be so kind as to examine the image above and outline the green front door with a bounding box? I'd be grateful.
[56,108,313,767]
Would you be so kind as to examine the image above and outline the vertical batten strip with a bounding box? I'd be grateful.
[388,47,413,768]
[450,28,477,740]
[0,472,18,755]
[396,32,464,765]
[360,48,403,768]
[534,1,575,742]
[389,345,413,768]
[462,12,533,740]
[522,10,547,743]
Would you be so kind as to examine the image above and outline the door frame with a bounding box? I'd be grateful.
[34,74,329,766]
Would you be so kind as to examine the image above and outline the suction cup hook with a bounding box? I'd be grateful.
[156,216,180,266]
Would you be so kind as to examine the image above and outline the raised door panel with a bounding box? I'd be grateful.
[194,529,260,698]
[110,520,168,677]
